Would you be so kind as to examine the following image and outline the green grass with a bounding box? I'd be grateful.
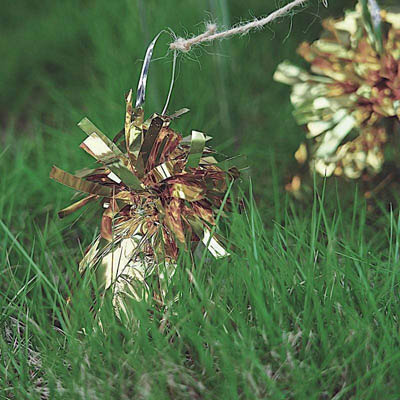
[2,0,400,398]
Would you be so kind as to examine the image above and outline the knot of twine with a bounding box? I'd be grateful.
[172,23,217,52]
[170,0,312,53]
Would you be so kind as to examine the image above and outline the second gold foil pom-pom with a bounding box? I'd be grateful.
[274,2,400,181]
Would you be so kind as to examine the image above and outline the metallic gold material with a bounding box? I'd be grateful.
[51,99,243,321]
[274,2,400,182]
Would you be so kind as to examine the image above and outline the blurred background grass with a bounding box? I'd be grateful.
[2,0,397,220]
[1,0,354,219]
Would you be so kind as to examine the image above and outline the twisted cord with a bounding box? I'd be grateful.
[170,0,308,52]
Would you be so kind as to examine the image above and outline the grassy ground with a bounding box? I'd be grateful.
[1,0,400,398]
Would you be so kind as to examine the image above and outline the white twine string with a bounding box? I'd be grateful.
[170,0,309,52]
